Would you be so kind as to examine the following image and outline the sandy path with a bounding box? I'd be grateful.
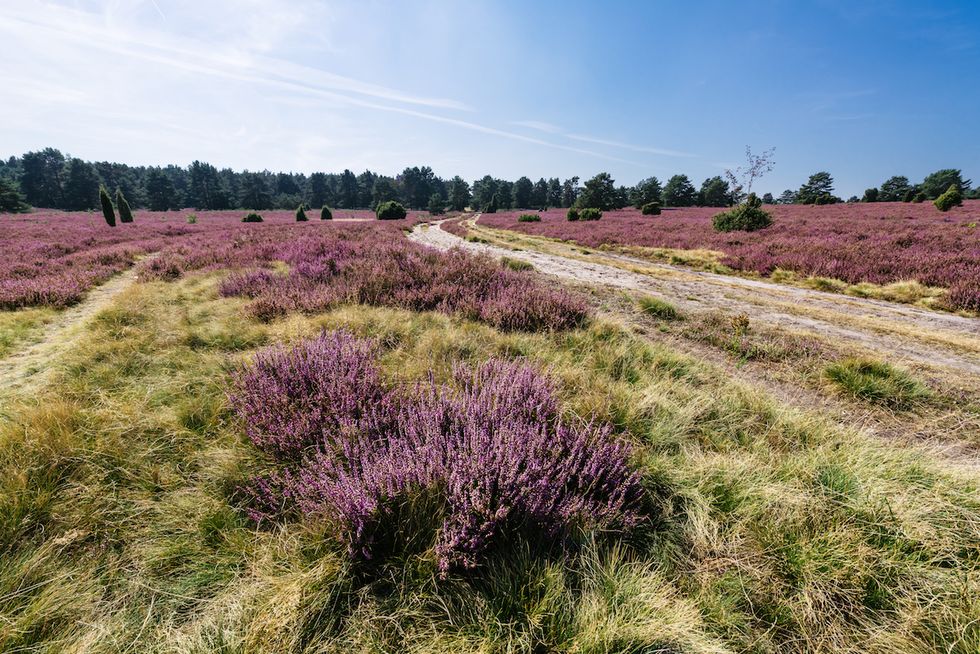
[0,259,153,397]
[410,218,980,378]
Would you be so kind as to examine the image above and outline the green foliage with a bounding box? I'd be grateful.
[921,169,970,199]
[698,176,732,206]
[62,158,100,210]
[566,207,580,221]
[144,168,179,211]
[376,200,407,220]
[186,213,198,224]
[115,188,134,223]
[296,205,308,222]
[933,184,963,212]
[641,202,661,215]
[902,188,917,202]
[796,171,835,204]
[880,176,912,202]
[824,358,929,409]
[0,177,30,213]
[762,192,775,204]
[712,193,772,232]
[427,193,445,215]
[98,185,116,227]
[637,295,679,320]
[662,174,698,207]
[518,213,541,222]
[862,187,879,202]
[242,211,264,223]
[485,193,498,214]
[576,172,619,210]
[912,192,927,203]
[320,205,332,220]
[630,177,662,208]
[814,193,838,205]
[578,207,602,221]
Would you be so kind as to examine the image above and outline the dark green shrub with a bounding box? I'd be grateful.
[484,194,498,214]
[641,202,661,215]
[518,213,541,222]
[428,193,445,215]
[99,185,116,227]
[712,193,772,232]
[814,193,837,205]
[824,358,928,409]
[115,188,134,223]
[933,184,963,212]
[376,200,407,220]
[579,207,602,221]
[902,188,917,202]
[320,206,332,220]
[566,207,580,221]
[0,177,29,213]
[243,212,264,223]
[912,192,927,203]
[296,205,308,221]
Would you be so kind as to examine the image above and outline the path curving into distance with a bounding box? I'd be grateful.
[409,217,980,378]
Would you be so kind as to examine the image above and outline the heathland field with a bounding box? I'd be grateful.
[1,204,978,653]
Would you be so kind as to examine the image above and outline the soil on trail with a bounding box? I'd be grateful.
[0,260,152,397]
[410,217,980,379]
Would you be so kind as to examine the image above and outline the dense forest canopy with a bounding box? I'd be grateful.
[0,147,976,214]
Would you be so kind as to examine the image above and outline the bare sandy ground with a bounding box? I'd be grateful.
[410,217,980,379]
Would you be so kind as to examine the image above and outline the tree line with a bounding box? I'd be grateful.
[0,147,976,214]
[772,169,977,205]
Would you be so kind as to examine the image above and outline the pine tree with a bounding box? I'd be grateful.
[99,185,116,227]
[116,188,134,223]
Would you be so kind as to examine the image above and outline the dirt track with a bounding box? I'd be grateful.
[410,217,980,379]
[0,261,151,397]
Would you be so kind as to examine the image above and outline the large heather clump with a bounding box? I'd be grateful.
[233,332,643,573]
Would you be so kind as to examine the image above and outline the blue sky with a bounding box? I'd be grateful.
[1,0,977,197]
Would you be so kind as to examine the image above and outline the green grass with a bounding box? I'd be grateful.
[0,307,57,359]
[637,295,680,321]
[501,256,534,272]
[824,358,930,409]
[0,273,977,653]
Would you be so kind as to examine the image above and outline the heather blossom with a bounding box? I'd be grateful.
[232,331,644,573]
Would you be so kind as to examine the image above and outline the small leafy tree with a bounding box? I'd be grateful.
[99,185,116,227]
[761,192,775,204]
[934,184,963,212]
[724,146,775,203]
[376,200,407,220]
[862,188,879,202]
[712,193,772,232]
[320,206,332,220]
[641,202,661,215]
[115,188,134,223]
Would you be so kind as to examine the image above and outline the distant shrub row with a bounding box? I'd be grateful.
[566,207,602,221]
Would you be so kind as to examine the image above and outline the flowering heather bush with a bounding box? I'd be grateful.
[483,201,980,311]
[233,332,644,572]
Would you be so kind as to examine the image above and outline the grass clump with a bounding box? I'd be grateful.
[824,358,929,408]
[518,213,541,223]
[501,256,534,272]
[186,213,198,224]
[242,211,263,223]
[637,295,679,320]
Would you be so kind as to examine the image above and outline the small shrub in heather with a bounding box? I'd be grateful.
[243,212,263,223]
[578,208,602,221]
[518,213,541,222]
[232,336,644,573]
[566,207,580,221]
[376,200,407,220]
[186,213,198,224]
[99,185,116,227]
[296,205,308,222]
[934,184,963,212]
[320,206,332,220]
[712,193,772,232]
[641,202,661,216]
[912,192,927,203]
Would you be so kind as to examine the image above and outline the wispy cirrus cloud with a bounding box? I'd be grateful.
[512,118,698,158]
